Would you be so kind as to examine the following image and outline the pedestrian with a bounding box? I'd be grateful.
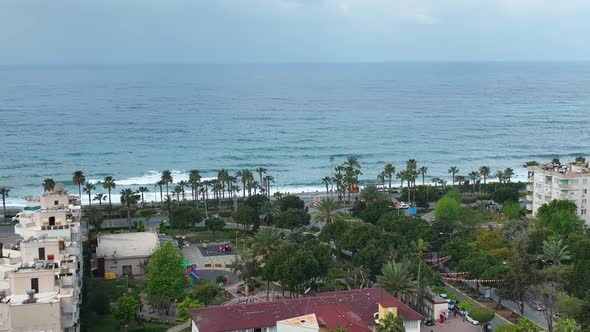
[453,310,457,317]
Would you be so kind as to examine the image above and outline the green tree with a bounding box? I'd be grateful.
[0,187,9,223]
[497,239,538,315]
[233,205,260,230]
[311,198,342,224]
[434,196,463,223]
[205,216,226,235]
[93,193,106,208]
[479,166,491,192]
[537,200,584,236]
[377,312,405,332]
[555,318,582,332]
[145,242,185,313]
[170,206,202,229]
[448,166,459,186]
[83,182,95,207]
[377,261,417,299]
[278,195,305,211]
[468,307,495,324]
[86,208,104,232]
[250,227,283,259]
[160,169,173,198]
[72,170,86,198]
[190,282,219,306]
[539,239,571,265]
[359,185,385,206]
[120,188,139,229]
[42,178,55,193]
[383,163,396,195]
[231,250,258,297]
[275,208,311,229]
[176,297,203,321]
[102,176,116,207]
[322,176,332,197]
[138,186,149,204]
[113,294,139,324]
[502,200,525,220]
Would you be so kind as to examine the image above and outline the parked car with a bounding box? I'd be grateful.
[454,307,467,316]
[465,313,480,325]
[422,318,434,326]
[439,293,451,302]
[448,300,457,310]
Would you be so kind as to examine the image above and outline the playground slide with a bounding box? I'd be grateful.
[190,271,200,280]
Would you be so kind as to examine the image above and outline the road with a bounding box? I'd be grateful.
[443,282,513,331]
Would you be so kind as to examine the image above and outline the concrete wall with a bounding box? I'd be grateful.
[40,194,69,209]
[20,240,60,262]
[9,301,61,331]
[9,269,55,294]
[104,257,147,276]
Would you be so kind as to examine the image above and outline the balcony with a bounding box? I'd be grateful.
[526,184,533,192]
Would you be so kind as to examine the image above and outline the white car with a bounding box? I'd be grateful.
[466,313,480,325]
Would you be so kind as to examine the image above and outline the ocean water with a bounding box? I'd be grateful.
[1,63,590,206]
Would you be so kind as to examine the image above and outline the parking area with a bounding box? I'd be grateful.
[424,315,481,332]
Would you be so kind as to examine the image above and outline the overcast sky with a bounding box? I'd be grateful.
[1,0,590,64]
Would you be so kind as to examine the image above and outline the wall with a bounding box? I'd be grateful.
[20,240,60,262]
[9,269,55,294]
[9,301,61,331]
[40,194,69,209]
[104,257,147,276]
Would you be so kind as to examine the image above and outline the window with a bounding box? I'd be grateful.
[122,265,132,275]
[31,278,39,293]
[583,199,587,205]
[572,179,579,185]
[54,200,59,205]
[404,320,419,329]
[38,247,45,260]
[581,209,587,215]
[584,179,588,185]
[585,189,588,194]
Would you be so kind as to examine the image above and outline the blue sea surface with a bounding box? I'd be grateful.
[1,63,590,205]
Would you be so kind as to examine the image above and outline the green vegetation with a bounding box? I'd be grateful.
[145,242,186,313]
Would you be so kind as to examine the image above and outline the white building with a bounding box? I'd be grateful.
[96,232,159,276]
[528,162,590,225]
[3,184,83,331]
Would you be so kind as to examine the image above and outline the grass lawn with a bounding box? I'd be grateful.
[94,277,146,299]
[82,313,174,332]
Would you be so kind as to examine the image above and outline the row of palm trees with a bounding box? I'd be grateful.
[321,156,362,203]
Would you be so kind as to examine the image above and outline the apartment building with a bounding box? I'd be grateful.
[191,288,423,332]
[2,183,83,331]
[528,162,590,225]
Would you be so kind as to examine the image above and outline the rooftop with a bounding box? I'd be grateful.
[530,162,590,176]
[191,288,423,332]
[97,232,159,259]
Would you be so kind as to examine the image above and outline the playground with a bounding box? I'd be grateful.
[183,259,240,285]
[198,242,234,257]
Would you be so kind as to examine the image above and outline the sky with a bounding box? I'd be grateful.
[1,0,590,64]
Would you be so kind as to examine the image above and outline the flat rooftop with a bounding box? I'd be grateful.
[97,232,159,258]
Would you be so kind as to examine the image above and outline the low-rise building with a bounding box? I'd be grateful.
[96,232,159,276]
[528,161,590,225]
[191,288,423,332]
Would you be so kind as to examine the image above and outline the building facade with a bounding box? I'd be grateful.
[528,162,590,225]
[3,184,83,331]
[96,232,159,276]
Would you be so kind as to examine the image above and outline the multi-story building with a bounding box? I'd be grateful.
[528,162,590,225]
[2,183,83,331]
[190,288,423,332]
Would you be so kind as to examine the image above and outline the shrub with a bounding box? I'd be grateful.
[468,307,495,323]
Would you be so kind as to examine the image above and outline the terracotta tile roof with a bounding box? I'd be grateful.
[191,288,423,332]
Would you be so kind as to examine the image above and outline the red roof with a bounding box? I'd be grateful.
[191,288,423,332]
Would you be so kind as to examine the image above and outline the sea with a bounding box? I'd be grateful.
[1,62,590,206]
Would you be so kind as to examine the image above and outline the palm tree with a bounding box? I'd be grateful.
[0,187,9,223]
[120,189,139,229]
[551,158,561,167]
[321,176,331,197]
[156,180,164,202]
[359,185,384,206]
[102,176,116,207]
[431,177,442,187]
[344,156,360,170]
[42,178,55,193]
[377,313,405,332]
[231,250,258,297]
[93,193,106,208]
[419,166,428,185]
[494,170,505,185]
[523,161,539,179]
[178,181,188,200]
[383,163,395,195]
[189,169,202,201]
[376,261,417,299]
[173,185,182,203]
[235,170,249,198]
[138,186,149,204]
[83,182,95,207]
[199,187,208,218]
[72,170,86,197]
[396,172,404,189]
[504,168,515,183]
[468,171,480,193]
[539,239,571,265]
[311,198,342,224]
[160,170,173,198]
[448,166,459,186]
[256,167,267,193]
[263,175,274,197]
[251,227,283,300]
[479,166,490,192]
